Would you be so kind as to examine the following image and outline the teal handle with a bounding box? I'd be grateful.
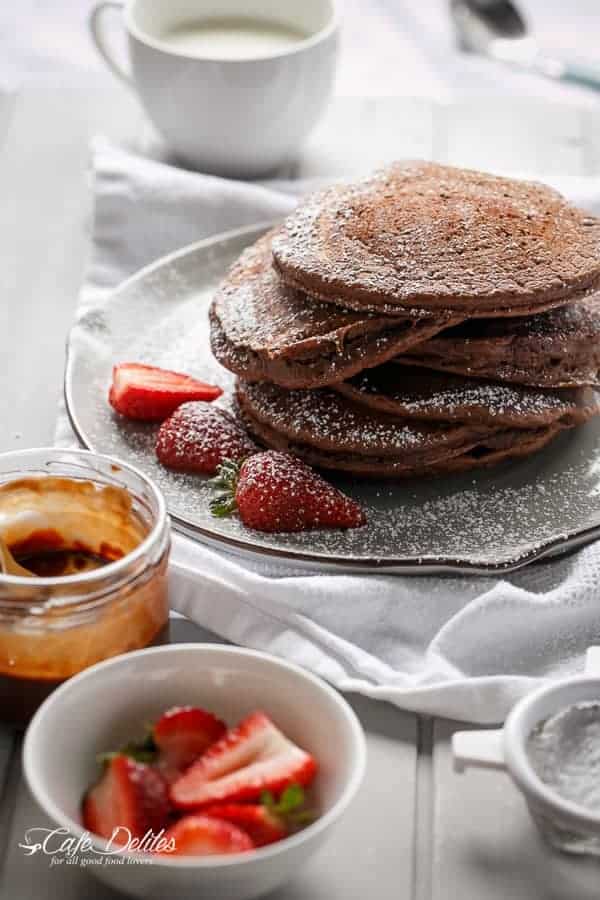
[562,59,600,92]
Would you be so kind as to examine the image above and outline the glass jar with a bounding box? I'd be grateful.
[0,448,171,727]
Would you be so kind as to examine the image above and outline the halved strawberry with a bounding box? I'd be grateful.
[202,804,286,847]
[170,711,317,809]
[82,755,170,844]
[109,362,222,422]
[156,404,257,475]
[154,706,227,779]
[158,814,254,856]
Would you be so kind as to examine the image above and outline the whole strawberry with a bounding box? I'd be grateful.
[210,451,366,533]
[156,404,257,475]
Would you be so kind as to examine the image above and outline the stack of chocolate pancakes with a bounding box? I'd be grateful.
[210,161,600,478]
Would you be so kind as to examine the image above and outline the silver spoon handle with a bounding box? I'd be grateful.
[560,59,600,92]
[526,52,600,92]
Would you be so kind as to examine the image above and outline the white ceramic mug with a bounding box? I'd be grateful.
[89,0,340,178]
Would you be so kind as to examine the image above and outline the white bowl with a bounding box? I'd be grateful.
[23,644,366,900]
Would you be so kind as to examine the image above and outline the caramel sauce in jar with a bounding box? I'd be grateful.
[0,453,171,728]
[15,549,110,577]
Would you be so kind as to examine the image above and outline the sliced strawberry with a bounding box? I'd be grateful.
[170,711,317,809]
[82,755,170,844]
[156,404,256,475]
[203,804,286,847]
[210,451,366,533]
[109,362,222,422]
[158,814,254,856]
[153,706,227,778]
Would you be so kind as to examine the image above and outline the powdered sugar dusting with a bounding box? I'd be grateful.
[342,365,600,428]
[210,233,458,388]
[399,294,600,388]
[272,162,600,314]
[156,403,257,473]
[528,702,600,813]
[237,379,496,457]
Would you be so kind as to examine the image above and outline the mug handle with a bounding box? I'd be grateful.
[89,1,133,87]
[452,728,506,773]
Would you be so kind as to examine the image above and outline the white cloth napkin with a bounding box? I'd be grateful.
[56,138,600,725]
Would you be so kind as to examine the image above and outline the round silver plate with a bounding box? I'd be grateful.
[65,224,600,574]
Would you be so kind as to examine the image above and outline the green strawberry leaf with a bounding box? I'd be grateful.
[209,458,244,518]
[260,784,317,827]
[210,493,238,517]
[97,731,157,766]
[277,783,306,813]
[260,790,276,810]
[288,809,317,825]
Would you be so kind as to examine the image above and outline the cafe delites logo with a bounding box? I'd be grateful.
[19,827,175,866]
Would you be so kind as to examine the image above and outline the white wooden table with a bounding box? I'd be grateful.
[2,77,600,898]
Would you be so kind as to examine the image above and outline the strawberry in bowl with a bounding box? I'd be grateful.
[82,705,318,856]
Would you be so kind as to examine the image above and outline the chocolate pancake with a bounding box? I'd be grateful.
[336,363,600,429]
[210,234,460,389]
[396,297,600,388]
[243,417,562,478]
[272,161,600,317]
[235,379,565,478]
